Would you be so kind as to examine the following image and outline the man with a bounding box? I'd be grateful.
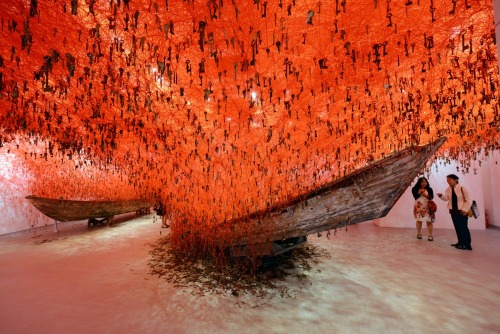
[436,174,473,250]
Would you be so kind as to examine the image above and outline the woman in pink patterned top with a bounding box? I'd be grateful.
[411,177,435,241]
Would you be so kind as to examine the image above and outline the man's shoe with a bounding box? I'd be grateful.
[451,243,460,247]
[455,245,472,250]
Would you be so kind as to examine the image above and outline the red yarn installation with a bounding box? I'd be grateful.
[0,1,498,249]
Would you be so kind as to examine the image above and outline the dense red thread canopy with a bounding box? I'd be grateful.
[0,1,499,246]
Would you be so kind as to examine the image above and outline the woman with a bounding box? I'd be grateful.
[411,177,435,241]
[154,197,169,228]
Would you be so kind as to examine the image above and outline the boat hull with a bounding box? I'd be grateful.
[26,196,150,222]
[222,137,447,246]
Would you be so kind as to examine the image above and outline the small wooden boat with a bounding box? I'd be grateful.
[25,196,150,224]
[225,137,447,256]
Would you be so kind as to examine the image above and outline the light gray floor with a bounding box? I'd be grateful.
[1,214,499,334]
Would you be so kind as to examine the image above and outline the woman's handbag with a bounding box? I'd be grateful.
[428,200,437,213]
[470,200,480,218]
[461,187,479,219]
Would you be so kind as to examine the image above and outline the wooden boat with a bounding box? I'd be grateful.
[25,196,150,224]
[225,137,447,256]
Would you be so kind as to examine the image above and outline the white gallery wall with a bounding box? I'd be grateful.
[482,154,499,228]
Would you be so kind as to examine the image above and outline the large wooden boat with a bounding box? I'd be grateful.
[224,137,447,256]
[25,196,150,223]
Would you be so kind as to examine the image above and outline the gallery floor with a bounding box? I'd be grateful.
[1,213,499,334]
